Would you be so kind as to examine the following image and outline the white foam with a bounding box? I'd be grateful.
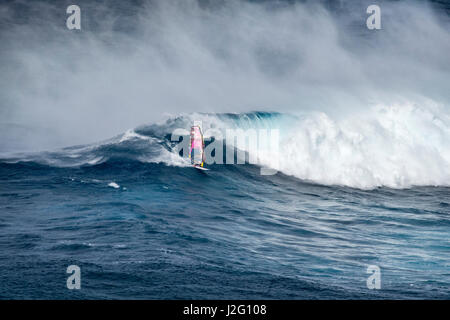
[119,129,153,143]
[257,102,450,189]
[143,147,191,167]
[87,156,104,165]
[108,182,120,189]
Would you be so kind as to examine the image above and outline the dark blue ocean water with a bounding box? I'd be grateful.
[0,114,449,299]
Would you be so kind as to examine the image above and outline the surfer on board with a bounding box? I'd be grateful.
[189,125,206,169]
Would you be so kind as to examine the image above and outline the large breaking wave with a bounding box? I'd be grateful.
[2,100,449,189]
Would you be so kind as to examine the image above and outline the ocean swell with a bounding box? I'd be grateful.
[1,102,449,190]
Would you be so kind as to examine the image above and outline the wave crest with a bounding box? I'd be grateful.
[1,102,449,190]
[273,103,450,189]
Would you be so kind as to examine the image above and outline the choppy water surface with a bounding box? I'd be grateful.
[1,112,448,299]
